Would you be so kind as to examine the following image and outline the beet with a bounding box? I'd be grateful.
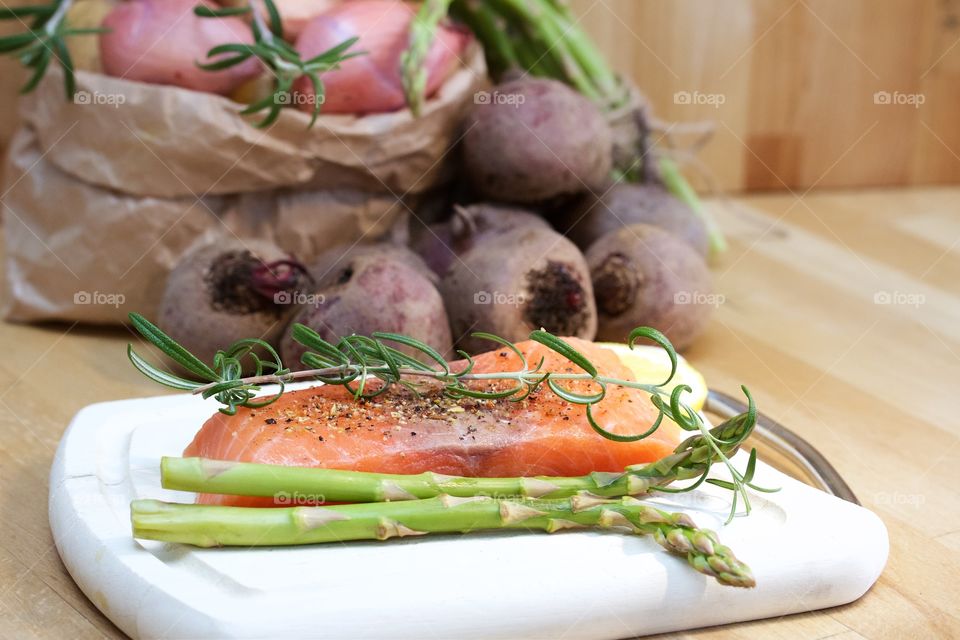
[427,204,597,353]
[586,224,714,350]
[411,204,551,277]
[280,254,453,367]
[556,183,710,257]
[310,242,437,285]
[158,239,311,364]
[462,78,613,204]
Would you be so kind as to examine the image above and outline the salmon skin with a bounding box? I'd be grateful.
[184,338,682,506]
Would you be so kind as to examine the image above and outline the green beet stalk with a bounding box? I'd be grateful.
[658,156,728,257]
[534,0,622,104]
[160,411,755,503]
[131,495,755,587]
[484,0,602,101]
[449,0,519,77]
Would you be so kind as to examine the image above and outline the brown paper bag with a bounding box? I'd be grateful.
[1,47,487,324]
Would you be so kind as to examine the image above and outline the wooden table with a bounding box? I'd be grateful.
[0,188,958,639]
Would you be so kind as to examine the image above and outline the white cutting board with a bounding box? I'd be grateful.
[49,389,888,639]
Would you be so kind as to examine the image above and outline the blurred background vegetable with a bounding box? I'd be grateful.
[100,0,260,94]
[294,0,468,114]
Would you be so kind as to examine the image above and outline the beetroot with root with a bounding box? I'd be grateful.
[158,239,312,364]
[586,223,714,350]
[310,242,437,285]
[280,254,453,368]
[426,204,597,353]
[556,183,710,258]
[100,0,261,94]
[411,204,552,278]
[462,77,613,204]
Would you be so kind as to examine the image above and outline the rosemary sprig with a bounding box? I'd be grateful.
[194,0,363,127]
[0,0,105,98]
[126,312,773,521]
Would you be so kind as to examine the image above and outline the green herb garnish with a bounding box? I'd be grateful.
[0,0,105,98]
[126,312,773,522]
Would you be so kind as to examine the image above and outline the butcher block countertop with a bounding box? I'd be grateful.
[0,187,958,639]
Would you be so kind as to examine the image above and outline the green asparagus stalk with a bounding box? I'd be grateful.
[401,0,455,117]
[160,409,755,503]
[131,494,755,587]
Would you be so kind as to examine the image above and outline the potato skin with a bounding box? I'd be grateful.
[158,239,301,365]
[556,184,710,258]
[293,0,468,113]
[100,0,261,94]
[586,224,713,350]
[280,255,454,367]
[462,78,613,203]
[434,205,597,353]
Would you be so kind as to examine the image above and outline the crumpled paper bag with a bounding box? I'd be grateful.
[2,47,487,324]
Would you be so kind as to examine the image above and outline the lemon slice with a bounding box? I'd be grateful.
[598,342,708,412]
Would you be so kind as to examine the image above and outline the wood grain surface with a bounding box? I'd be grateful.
[3,0,960,191]
[0,188,957,639]
[567,0,960,191]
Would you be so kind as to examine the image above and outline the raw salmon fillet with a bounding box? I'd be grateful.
[184,338,682,506]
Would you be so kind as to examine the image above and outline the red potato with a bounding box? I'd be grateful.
[218,0,341,40]
[265,0,341,40]
[293,0,469,114]
[100,0,261,94]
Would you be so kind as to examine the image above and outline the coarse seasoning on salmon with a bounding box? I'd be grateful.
[184,338,683,506]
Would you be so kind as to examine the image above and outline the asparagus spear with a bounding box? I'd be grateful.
[131,494,755,587]
[160,408,755,502]
[400,0,455,117]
